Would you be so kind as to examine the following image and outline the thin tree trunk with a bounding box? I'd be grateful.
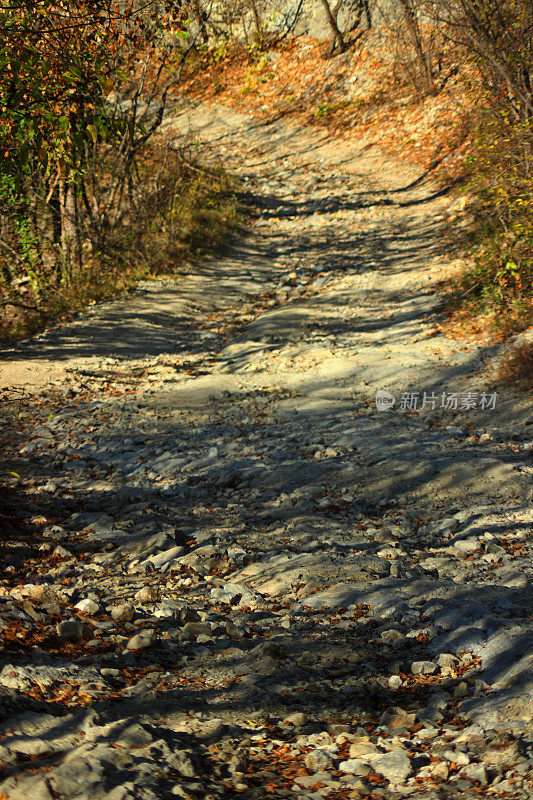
[362,0,371,29]
[0,227,14,286]
[59,176,77,279]
[250,0,263,41]
[347,0,372,33]
[398,0,433,93]
[319,0,346,54]
[193,1,209,44]
[241,9,250,48]
[49,182,62,248]
[29,181,44,297]
[73,183,83,274]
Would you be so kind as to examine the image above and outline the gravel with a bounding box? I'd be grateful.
[0,99,531,800]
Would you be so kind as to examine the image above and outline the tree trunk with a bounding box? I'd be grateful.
[362,0,371,29]
[398,0,433,93]
[347,0,372,33]
[250,0,263,42]
[0,214,14,286]
[49,182,62,247]
[319,0,346,55]
[59,176,77,279]
[193,1,209,44]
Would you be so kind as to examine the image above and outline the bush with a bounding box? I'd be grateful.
[493,341,533,389]
[450,111,533,335]
[0,142,241,339]
[101,143,241,274]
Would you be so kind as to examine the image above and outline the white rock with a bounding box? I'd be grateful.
[349,741,381,758]
[74,598,100,615]
[411,660,438,675]
[304,749,334,771]
[144,546,184,570]
[283,712,307,727]
[111,603,134,622]
[126,629,155,650]
[135,586,158,603]
[369,750,412,784]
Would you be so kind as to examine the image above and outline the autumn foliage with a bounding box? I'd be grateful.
[181,0,533,338]
[0,0,239,337]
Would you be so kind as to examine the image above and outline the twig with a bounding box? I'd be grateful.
[459,281,482,297]
[169,146,220,178]
[0,298,40,310]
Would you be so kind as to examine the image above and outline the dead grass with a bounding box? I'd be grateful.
[442,292,533,342]
[493,341,533,391]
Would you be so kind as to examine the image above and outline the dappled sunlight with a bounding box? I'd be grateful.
[1,82,531,800]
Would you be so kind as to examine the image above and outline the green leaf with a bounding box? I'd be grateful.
[86,123,98,144]
[99,76,114,96]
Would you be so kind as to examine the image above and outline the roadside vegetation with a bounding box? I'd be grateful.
[448,113,533,340]
[0,1,240,339]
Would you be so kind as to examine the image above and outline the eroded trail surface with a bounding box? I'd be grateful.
[1,103,532,800]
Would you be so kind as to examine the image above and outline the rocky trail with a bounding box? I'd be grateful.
[0,101,532,800]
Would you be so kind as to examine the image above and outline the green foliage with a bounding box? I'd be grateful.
[210,41,229,64]
[0,2,116,182]
[313,99,354,120]
[0,0,205,338]
[452,112,533,334]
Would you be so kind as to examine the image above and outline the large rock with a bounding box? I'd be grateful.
[210,581,260,606]
[57,619,92,642]
[368,750,412,784]
[74,598,100,615]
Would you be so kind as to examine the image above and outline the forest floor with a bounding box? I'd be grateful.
[0,101,532,800]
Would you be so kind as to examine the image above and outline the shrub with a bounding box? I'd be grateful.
[493,341,533,390]
[450,111,533,335]
[0,143,240,339]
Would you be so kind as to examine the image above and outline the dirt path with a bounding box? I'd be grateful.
[0,102,531,800]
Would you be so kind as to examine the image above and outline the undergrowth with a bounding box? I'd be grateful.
[448,114,533,339]
[493,342,533,391]
[0,147,241,341]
